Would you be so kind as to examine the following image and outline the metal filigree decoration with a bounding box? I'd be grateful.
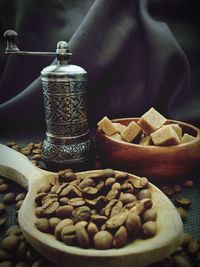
[42,81,88,136]
[42,139,92,164]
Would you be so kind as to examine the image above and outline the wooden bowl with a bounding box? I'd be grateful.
[95,118,200,181]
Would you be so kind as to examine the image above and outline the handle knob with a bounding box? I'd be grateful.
[4,30,19,52]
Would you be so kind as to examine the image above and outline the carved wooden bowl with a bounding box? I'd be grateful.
[95,118,200,181]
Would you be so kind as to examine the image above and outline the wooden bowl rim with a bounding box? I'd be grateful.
[97,118,200,149]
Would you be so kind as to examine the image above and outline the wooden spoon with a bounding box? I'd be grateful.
[0,143,183,267]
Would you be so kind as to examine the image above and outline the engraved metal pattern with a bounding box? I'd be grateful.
[42,81,88,136]
[42,139,92,164]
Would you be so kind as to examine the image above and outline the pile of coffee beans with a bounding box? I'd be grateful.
[34,169,157,249]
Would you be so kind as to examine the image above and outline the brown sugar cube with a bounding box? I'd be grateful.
[181,133,196,143]
[138,107,167,135]
[113,123,126,134]
[151,125,181,146]
[139,135,153,146]
[121,121,142,143]
[170,124,182,140]
[110,133,123,141]
[97,116,117,136]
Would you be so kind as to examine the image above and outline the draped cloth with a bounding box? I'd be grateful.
[0,0,200,134]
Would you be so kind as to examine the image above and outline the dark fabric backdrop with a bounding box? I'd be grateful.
[0,0,200,134]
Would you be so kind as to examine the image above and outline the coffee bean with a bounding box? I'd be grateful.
[106,212,128,230]
[188,239,200,254]
[182,233,193,246]
[182,180,194,188]
[172,255,192,267]
[143,208,157,222]
[105,177,115,187]
[75,222,90,248]
[32,154,41,160]
[3,193,15,205]
[79,179,94,189]
[35,218,50,233]
[113,226,128,248]
[55,219,73,240]
[138,189,151,200]
[6,225,21,236]
[49,217,61,232]
[58,170,77,183]
[87,222,98,239]
[0,183,9,193]
[68,198,85,207]
[16,200,24,210]
[161,185,175,196]
[93,231,113,249]
[142,221,157,238]
[15,193,26,202]
[176,197,191,208]
[15,241,28,260]
[32,259,45,267]
[56,205,74,219]
[125,212,141,236]
[173,185,182,193]
[72,206,91,223]
[1,236,20,252]
[61,225,77,245]
[119,193,137,205]
[176,207,187,220]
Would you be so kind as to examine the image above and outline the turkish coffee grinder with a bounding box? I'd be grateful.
[4,30,93,170]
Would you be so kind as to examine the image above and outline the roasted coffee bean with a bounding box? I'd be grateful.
[55,219,73,240]
[182,233,193,246]
[61,225,77,245]
[50,184,60,194]
[33,142,42,149]
[113,226,128,248]
[5,225,21,236]
[103,199,120,217]
[35,218,50,233]
[176,197,191,208]
[176,207,187,219]
[16,200,24,210]
[91,214,108,226]
[49,217,61,232]
[87,222,99,239]
[3,192,15,205]
[142,221,157,238]
[75,222,90,248]
[101,169,115,179]
[106,212,128,230]
[111,182,121,190]
[21,148,31,155]
[68,198,85,207]
[125,211,141,236]
[93,230,113,249]
[32,259,45,267]
[56,205,74,219]
[35,207,44,218]
[32,148,42,154]
[106,188,119,201]
[32,154,41,160]
[182,180,194,188]
[58,170,77,183]
[115,172,128,183]
[35,193,47,205]
[15,193,26,202]
[15,241,28,260]
[119,193,137,205]
[7,141,16,147]
[82,187,98,198]
[188,239,200,254]
[79,179,95,189]
[172,255,192,267]
[137,189,151,200]
[72,206,91,223]
[173,185,182,193]
[143,208,157,222]
[57,184,72,197]
[42,200,59,215]
[161,185,175,196]
[59,197,69,205]
[0,183,9,193]
[1,236,20,252]
[105,177,115,187]
[121,183,134,193]
[140,177,149,188]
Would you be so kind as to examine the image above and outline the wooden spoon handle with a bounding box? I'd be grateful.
[0,143,43,189]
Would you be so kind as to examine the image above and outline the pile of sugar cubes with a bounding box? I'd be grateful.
[97,107,196,146]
